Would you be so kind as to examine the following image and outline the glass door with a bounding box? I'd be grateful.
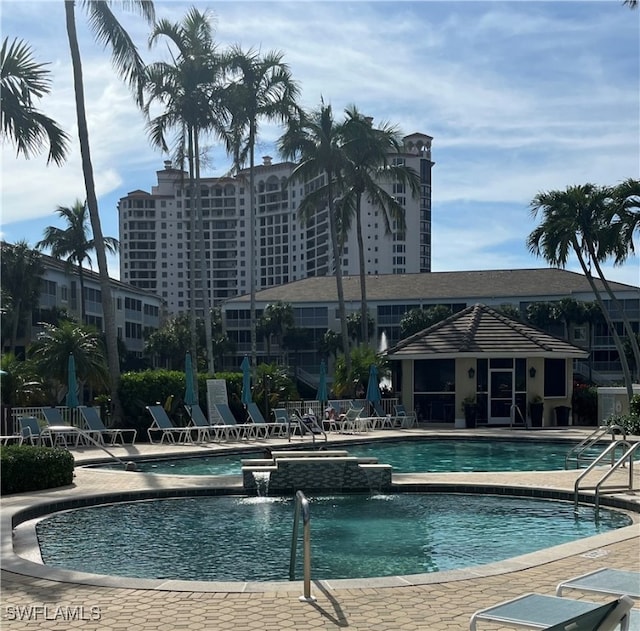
[489,369,513,423]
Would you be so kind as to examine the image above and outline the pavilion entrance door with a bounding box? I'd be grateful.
[489,368,513,424]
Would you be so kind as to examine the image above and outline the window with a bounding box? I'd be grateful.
[544,358,566,397]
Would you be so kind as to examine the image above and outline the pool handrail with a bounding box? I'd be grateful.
[565,425,627,470]
[289,490,316,602]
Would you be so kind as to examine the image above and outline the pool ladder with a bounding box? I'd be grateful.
[565,424,627,469]
[574,440,639,515]
[289,490,316,602]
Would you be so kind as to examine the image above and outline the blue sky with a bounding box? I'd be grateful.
[1,0,639,286]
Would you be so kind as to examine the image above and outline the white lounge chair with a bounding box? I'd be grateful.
[146,405,192,444]
[185,403,234,442]
[213,403,259,440]
[19,416,52,447]
[393,403,416,428]
[246,402,281,438]
[79,406,137,445]
[556,568,640,599]
[470,593,634,631]
[41,406,94,447]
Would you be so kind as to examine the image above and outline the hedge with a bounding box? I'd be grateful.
[1,445,74,494]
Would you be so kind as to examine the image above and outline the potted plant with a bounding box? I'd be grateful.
[462,395,477,429]
[529,395,544,428]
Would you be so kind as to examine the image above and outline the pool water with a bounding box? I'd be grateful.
[36,493,631,582]
[112,440,602,475]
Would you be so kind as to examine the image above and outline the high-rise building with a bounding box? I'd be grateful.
[118,133,434,315]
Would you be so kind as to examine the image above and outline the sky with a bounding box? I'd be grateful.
[1,0,639,287]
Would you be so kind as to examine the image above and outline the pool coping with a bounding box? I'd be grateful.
[2,428,640,594]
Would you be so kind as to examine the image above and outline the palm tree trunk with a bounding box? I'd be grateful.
[78,263,86,324]
[355,194,368,344]
[327,177,351,378]
[194,131,214,376]
[573,239,634,401]
[249,120,257,377]
[64,0,123,421]
[588,248,640,381]
[187,125,198,371]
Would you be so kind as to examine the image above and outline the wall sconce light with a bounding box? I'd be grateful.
[529,366,537,378]
[468,367,475,379]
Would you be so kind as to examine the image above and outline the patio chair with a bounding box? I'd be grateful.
[213,403,260,441]
[394,403,416,428]
[184,403,228,442]
[79,406,137,445]
[41,406,94,447]
[369,401,394,429]
[146,405,192,444]
[246,402,281,438]
[340,405,366,433]
[556,568,640,599]
[19,416,52,446]
[469,593,635,631]
[272,408,293,436]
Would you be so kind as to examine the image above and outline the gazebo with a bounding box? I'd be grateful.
[385,303,589,427]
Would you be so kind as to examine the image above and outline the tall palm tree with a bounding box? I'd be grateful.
[223,46,300,374]
[145,7,228,376]
[0,37,69,165]
[278,102,352,377]
[527,185,635,401]
[30,320,109,404]
[339,106,421,343]
[63,0,155,422]
[37,200,119,324]
[0,240,44,355]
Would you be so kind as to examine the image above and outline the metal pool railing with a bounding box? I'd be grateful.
[289,490,316,602]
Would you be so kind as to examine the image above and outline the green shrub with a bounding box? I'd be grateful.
[572,384,598,425]
[118,369,244,440]
[1,445,74,494]
[630,394,640,416]
[606,413,640,436]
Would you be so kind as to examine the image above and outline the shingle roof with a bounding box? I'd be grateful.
[385,303,589,359]
[224,268,638,305]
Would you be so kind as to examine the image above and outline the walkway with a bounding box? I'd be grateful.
[2,428,639,630]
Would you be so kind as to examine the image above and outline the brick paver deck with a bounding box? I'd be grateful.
[2,428,639,630]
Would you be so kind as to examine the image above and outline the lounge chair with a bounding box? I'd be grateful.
[340,405,366,433]
[369,401,394,429]
[213,403,260,440]
[41,406,94,447]
[470,593,635,631]
[272,408,293,436]
[79,406,137,445]
[19,416,52,446]
[246,402,282,438]
[185,403,234,442]
[146,405,192,444]
[394,403,416,428]
[556,568,640,599]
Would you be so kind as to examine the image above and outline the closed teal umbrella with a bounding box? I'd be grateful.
[366,364,381,406]
[241,356,251,405]
[66,353,79,408]
[184,352,197,406]
[316,360,328,404]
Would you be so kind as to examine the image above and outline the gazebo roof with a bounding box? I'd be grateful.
[385,303,589,360]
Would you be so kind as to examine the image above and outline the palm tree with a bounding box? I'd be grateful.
[144,7,228,375]
[223,46,300,375]
[30,320,109,404]
[0,37,69,165]
[36,200,119,324]
[63,0,155,422]
[278,102,352,377]
[258,301,294,364]
[0,240,44,355]
[339,106,421,343]
[527,185,635,401]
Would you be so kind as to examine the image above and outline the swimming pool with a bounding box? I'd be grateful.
[106,439,601,475]
[36,493,631,582]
